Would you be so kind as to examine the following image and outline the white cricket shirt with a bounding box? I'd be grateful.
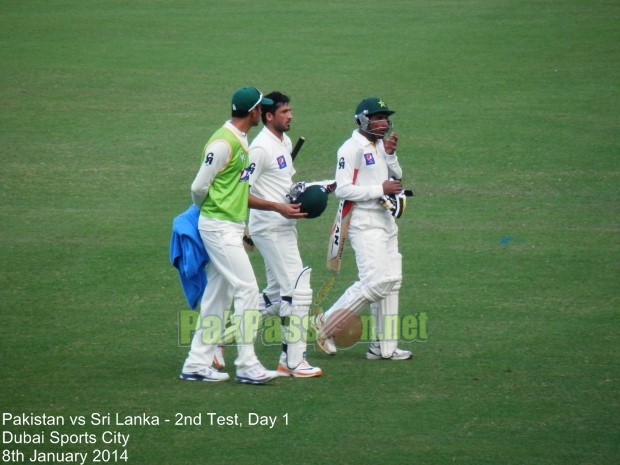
[334,130,403,210]
[248,126,296,234]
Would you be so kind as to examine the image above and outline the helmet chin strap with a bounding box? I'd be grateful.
[356,113,393,138]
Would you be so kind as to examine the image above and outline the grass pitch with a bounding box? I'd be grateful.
[1,1,618,464]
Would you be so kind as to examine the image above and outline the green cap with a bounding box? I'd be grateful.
[231,87,274,113]
[355,97,395,117]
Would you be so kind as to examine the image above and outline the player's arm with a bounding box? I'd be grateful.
[334,145,384,201]
[190,139,230,206]
[248,194,306,219]
[383,134,403,180]
[248,143,265,190]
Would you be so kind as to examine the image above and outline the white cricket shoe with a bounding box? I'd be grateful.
[310,315,337,355]
[366,342,413,360]
[235,363,279,385]
[277,353,322,378]
[179,367,230,382]
[213,345,225,369]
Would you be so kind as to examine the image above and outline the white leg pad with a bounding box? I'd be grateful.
[361,278,397,302]
[284,267,313,368]
[375,291,399,358]
[322,278,395,339]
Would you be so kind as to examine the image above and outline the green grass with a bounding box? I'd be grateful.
[1,1,619,464]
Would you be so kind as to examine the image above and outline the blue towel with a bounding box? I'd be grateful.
[170,205,209,309]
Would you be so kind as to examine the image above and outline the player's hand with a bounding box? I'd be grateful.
[384,132,398,155]
[278,202,308,219]
[382,179,403,195]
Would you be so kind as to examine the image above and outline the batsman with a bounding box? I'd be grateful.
[314,97,413,360]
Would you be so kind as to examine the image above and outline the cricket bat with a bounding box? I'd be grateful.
[326,198,353,273]
[291,137,305,160]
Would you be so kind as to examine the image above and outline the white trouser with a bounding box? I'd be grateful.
[182,217,261,372]
[257,259,282,316]
[252,226,303,308]
[349,208,400,285]
[252,226,310,367]
[324,208,402,333]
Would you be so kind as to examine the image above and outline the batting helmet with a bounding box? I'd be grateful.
[295,185,329,219]
[355,97,395,137]
[355,97,395,118]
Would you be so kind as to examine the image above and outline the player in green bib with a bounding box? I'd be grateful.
[199,126,251,222]
[180,87,284,385]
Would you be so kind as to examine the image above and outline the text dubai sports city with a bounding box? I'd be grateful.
[3,413,133,447]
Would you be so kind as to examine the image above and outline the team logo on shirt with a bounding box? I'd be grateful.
[277,155,287,169]
[364,153,375,165]
[239,166,253,182]
[338,157,345,169]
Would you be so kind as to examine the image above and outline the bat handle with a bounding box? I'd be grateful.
[291,136,305,160]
